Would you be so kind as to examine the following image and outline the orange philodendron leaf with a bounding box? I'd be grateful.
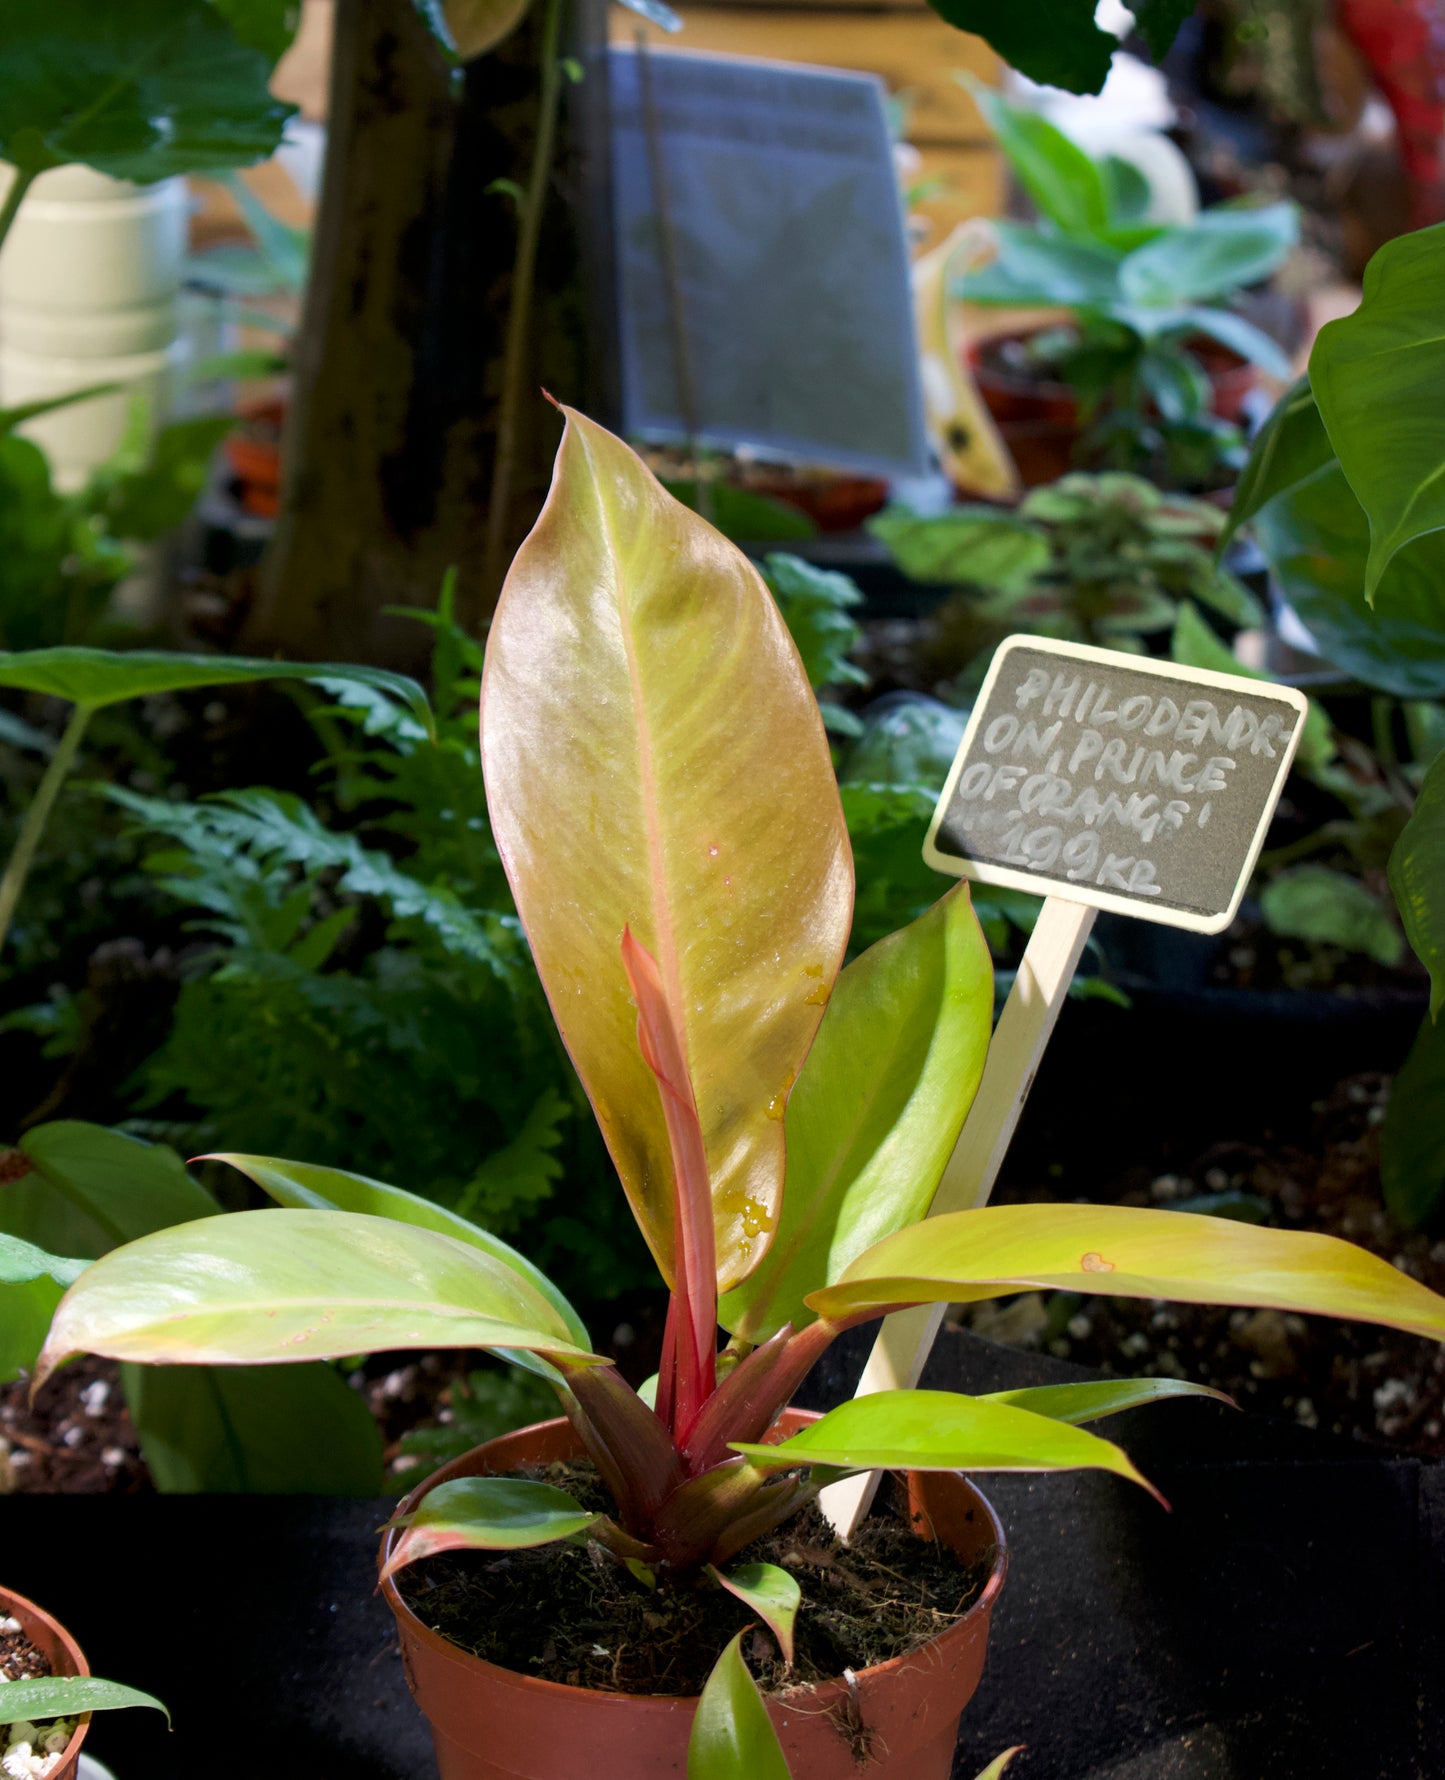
[479,407,853,1297]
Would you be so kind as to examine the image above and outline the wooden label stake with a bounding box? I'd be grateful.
[822,636,1308,1539]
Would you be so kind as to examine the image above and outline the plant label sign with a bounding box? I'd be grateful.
[924,636,1309,934]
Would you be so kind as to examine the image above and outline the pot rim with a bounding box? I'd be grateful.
[0,1584,93,1768]
[379,1410,1008,1708]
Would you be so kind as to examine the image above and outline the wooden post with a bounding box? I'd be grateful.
[820,894,1097,1538]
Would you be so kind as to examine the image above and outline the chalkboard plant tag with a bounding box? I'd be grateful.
[823,635,1309,1536]
[924,635,1309,934]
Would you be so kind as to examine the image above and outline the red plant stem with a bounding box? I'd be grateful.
[621,929,718,1440]
[682,1316,840,1473]
[655,1292,679,1430]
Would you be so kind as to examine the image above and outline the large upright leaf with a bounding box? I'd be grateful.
[807,1203,1445,1341]
[0,648,434,734]
[207,1153,590,1353]
[1311,224,1445,601]
[719,885,993,1343]
[120,1360,384,1494]
[1390,750,1445,1016]
[211,0,302,62]
[37,1209,603,1385]
[1251,466,1445,697]
[480,409,852,1293]
[688,1633,790,1780]
[924,0,1116,96]
[0,0,293,183]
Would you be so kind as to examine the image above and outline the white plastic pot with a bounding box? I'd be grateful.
[0,162,187,489]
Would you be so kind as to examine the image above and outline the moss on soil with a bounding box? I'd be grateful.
[395,1463,994,1697]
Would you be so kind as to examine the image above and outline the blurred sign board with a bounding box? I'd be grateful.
[925,636,1309,934]
[607,46,929,479]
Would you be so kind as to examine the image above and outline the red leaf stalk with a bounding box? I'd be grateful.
[621,929,718,1441]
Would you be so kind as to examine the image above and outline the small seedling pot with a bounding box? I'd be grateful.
[381,1410,1007,1780]
[0,1585,92,1779]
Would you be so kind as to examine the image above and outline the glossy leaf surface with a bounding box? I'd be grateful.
[808,1204,1445,1342]
[0,648,434,733]
[0,0,292,182]
[1389,750,1445,1017]
[205,1154,589,1354]
[37,1210,601,1385]
[731,1390,1160,1499]
[480,409,851,1291]
[121,1359,383,1494]
[1251,465,1445,698]
[981,1378,1233,1423]
[1311,224,1445,600]
[707,1562,801,1665]
[720,885,993,1341]
[381,1477,599,1582]
[687,1632,790,1780]
[0,1676,168,1724]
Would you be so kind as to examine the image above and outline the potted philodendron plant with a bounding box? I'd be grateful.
[33,413,1445,1778]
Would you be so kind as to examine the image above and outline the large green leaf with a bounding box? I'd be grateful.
[1260,867,1405,969]
[0,648,435,734]
[18,1121,215,1251]
[0,1232,87,1384]
[205,1154,590,1355]
[687,1633,790,1780]
[480,409,851,1294]
[924,0,1116,96]
[707,1562,801,1666]
[0,1677,168,1724]
[380,1477,600,1582]
[1220,378,1334,549]
[1251,465,1445,698]
[806,1203,1445,1341]
[211,0,303,62]
[982,1378,1232,1423]
[1390,750,1445,1016]
[973,84,1108,237]
[869,506,1052,593]
[1381,1010,1445,1228]
[719,886,993,1342]
[1118,203,1298,306]
[1311,224,1445,601]
[36,1209,603,1385]
[121,1359,384,1494]
[0,0,293,183]
[731,1390,1160,1499]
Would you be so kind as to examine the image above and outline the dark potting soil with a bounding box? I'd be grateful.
[0,1355,149,1495]
[395,1472,992,1698]
[0,1626,51,1682]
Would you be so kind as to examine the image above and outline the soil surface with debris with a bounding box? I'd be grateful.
[396,1476,992,1697]
[969,1072,1445,1456]
[0,1626,51,1683]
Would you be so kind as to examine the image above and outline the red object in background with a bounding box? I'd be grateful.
[1338,0,1445,227]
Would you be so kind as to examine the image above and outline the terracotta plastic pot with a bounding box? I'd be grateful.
[0,1585,92,1779]
[381,1410,1007,1780]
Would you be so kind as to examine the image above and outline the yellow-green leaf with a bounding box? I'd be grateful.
[730,1389,1161,1501]
[480,409,852,1292]
[707,1561,801,1665]
[807,1203,1445,1342]
[36,1209,603,1386]
[981,1378,1233,1423]
[381,1477,598,1582]
[719,884,992,1342]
